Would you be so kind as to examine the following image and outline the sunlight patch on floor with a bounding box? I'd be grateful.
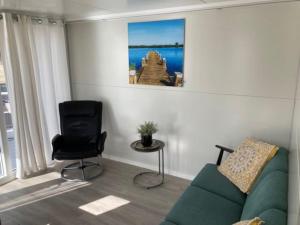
[0,179,90,212]
[0,172,61,195]
[79,195,130,216]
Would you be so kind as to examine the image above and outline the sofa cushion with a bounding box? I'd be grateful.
[241,171,288,220]
[260,148,288,175]
[251,148,288,191]
[191,164,246,206]
[165,186,243,225]
[259,209,287,225]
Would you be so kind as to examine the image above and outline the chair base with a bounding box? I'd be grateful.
[61,157,104,181]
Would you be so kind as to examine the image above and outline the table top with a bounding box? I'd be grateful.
[130,139,165,152]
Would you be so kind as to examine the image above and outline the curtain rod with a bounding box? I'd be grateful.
[0,10,64,22]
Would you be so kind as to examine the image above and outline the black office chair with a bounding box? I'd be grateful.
[52,101,107,181]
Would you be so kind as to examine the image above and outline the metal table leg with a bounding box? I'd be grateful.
[133,148,165,189]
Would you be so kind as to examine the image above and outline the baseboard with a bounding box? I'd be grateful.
[102,153,194,181]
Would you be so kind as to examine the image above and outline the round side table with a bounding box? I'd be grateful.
[130,139,165,189]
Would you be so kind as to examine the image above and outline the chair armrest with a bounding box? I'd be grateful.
[215,145,234,166]
[97,131,107,155]
[52,134,63,159]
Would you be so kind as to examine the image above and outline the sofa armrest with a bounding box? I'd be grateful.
[215,145,234,166]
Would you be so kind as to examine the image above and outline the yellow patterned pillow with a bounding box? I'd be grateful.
[233,217,264,225]
[218,138,278,193]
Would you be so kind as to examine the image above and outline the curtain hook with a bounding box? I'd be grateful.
[12,14,18,22]
[48,19,57,25]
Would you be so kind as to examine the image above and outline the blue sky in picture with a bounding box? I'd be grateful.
[128,19,185,46]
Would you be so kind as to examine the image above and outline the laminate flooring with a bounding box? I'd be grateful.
[0,158,190,225]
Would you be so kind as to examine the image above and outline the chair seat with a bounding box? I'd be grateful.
[165,186,243,225]
[191,164,246,206]
[54,149,98,160]
[53,136,99,160]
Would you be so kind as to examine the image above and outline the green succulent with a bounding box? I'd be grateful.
[129,63,136,70]
[137,121,158,136]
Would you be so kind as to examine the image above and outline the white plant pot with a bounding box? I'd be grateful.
[129,70,136,76]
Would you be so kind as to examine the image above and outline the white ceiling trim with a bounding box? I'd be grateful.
[66,0,298,23]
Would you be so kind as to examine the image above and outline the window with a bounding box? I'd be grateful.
[0,53,16,183]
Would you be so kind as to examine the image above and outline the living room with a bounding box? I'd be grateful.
[0,0,299,225]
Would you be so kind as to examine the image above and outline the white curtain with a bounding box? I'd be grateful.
[0,13,71,178]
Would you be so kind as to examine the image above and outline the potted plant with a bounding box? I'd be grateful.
[129,63,136,76]
[137,121,158,147]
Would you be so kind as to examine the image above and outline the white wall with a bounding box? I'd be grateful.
[67,1,300,178]
[288,74,300,225]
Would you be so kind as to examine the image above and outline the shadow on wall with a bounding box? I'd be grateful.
[163,113,180,175]
[102,99,130,155]
[101,94,183,175]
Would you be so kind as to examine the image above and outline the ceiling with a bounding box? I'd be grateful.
[0,0,291,21]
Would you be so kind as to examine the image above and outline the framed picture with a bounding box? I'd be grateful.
[128,19,185,87]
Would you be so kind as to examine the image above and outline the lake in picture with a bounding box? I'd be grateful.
[128,19,185,87]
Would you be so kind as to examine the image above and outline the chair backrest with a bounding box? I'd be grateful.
[59,101,102,138]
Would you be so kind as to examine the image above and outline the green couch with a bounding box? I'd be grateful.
[160,147,288,225]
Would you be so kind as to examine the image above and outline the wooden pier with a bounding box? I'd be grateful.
[137,51,170,85]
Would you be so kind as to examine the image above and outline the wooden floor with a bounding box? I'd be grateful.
[0,158,189,225]
[137,51,170,85]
